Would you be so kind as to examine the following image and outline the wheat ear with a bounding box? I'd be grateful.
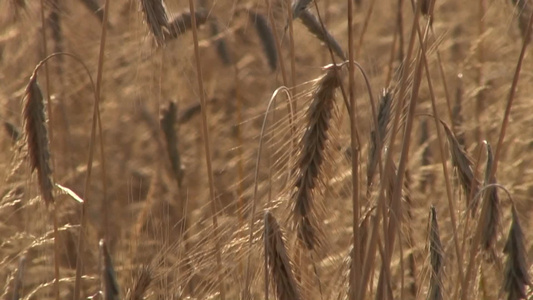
[428,206,444,300]
[298,9,346,61]
[166,10,208,39]
[22,73,54,206]
[264,211,302,300]
[126,266,152,300]
[100,240,120,300]
[140,0,170,46]
[480,141,500,251]
[502,205,531,300]
[291,64,341,250]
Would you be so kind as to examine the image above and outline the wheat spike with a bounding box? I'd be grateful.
[291,64,341,250]
[22,73,54,206]
[166,10,208,39]
[441,121,479,213]
[140,0,170,46]
[480,141,500,251]
[100,240,120,300]
[264,211,302,300]
[503,205,531,300]
[126,265,152,300]
[298,10,346,61]
[428,206,444,300]
[367,89,393,192]
[249,11,278,71]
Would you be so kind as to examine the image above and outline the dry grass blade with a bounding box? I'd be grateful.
[440,121,479,213]
[160,101,183,185]
[503,205,531,300]
[140,0,170,46]
[22,73,54,206]
[100,239,120,300]
[264,211,302,300]
[291,64,341,250]
[367,89,393,191]
[166,10,208,39]
[249,11,277,71]
[428,206,443,300]
[298,10,346,61]
[126,266,152,300]
[480,141,500,251]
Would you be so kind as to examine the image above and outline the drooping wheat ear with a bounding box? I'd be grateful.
[264,211,302,300]
[140,0,170,46]
[126,265,152,300]
[367,89,393,192]
[166,10,209,39]
[298,10,346,61]
[428,206,444,300]
[160,101,184,185]
[512,0,533,40]
[78,0,105,23]
[503,205,531,300]
[479,141,500,251]
[210,20,232,65]
[249,11,278,71]
[291,0,312,19]
[99,239,120,300]
[22,73,54,206]
[4,121,21,142]
[291,64,341,250]
[440,121,480,213]
[453,73,465,146]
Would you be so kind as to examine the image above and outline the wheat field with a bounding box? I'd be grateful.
[1,0,533,299]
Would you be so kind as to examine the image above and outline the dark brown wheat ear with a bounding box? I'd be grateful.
[160,101,184,185]
[480,141,500,251]
[428,206,444,300]
[511,0,533,41]
[264,211,302,300]
[367,89,393,193]
[502,205,531,300]
[291,64,341,250]
[440,121,480,213]
[22,72,54,206]
[165,10,209,39]
[140,0,170,46]
[249,11,278,71]
[100,239,120,300]
[298,9,346,61]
